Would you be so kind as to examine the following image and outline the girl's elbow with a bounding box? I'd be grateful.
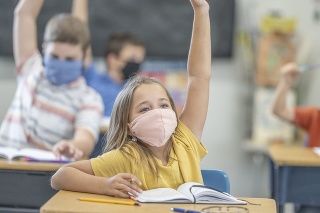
[51,173,63,190]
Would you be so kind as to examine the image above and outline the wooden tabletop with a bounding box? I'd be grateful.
[40,190,276,213]
[268,144,320,166]
[0,159,63,171]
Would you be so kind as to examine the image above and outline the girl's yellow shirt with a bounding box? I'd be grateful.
[90,120,208,190]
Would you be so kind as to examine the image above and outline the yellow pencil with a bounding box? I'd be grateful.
[78,197,141,206]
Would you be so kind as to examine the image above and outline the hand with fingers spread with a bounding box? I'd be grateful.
[105,173,143,198]
[52,140,84,160]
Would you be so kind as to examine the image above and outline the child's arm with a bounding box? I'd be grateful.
[13,0,43,67]
[51,160,143,198]
[179,0,211,140]
[271,63,300,122]
[71,0,92,68]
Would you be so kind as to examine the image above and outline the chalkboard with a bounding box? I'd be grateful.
[0,0,235,59]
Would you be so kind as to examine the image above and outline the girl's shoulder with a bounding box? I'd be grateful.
[174,120,198,140]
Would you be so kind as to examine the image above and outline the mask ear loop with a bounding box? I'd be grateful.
[131,136,137,142]
[127,122,138,142]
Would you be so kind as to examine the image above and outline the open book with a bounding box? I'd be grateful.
[313,147,320,157]
[0,146,69,163]
[133,182,246,204]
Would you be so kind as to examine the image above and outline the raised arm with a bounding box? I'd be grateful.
[271,63,300,122]
[71,0,92,67]
[179,0,211,140]
[13,0,43,67]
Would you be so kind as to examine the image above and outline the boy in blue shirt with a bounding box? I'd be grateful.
[72,0,146,119]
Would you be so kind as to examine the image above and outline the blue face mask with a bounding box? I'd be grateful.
[43,54,83,86]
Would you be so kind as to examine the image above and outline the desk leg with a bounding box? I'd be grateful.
[269,159,274,198]
[272,162,289,213]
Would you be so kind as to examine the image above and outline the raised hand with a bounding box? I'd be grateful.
[190,0,209,11]
[280,63,301,85]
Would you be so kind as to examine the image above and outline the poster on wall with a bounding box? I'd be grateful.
[252,87,296,145]
[141,70,188,116]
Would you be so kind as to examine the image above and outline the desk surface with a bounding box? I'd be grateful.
[41,190,276,213]
[268,144,320,166]
[0,159,63,171]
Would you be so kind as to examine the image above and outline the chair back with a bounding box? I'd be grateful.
[201,169,230,193]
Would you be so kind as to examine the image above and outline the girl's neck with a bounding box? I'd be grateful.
[146,141,171,166]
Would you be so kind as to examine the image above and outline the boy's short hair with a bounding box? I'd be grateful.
[104,33,145,57]
[43,13,90,53]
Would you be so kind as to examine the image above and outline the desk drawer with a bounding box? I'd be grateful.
[0,169,57,209]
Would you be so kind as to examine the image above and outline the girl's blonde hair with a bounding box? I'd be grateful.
[103,76,177,176]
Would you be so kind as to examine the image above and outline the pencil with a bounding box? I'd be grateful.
[78,197,141,206]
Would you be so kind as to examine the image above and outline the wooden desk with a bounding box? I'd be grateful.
[0,160,63,213]
[41,190,276,213]
[268,144,320,213]
[269,144,320,166]
[0,159,63,171]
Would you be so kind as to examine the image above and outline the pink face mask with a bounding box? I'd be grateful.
[128,109,177,147]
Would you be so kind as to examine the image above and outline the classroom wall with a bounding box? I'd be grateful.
[200,0,320,198]
[1,0,320,198]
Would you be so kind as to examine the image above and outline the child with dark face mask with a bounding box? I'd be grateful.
[72,0,146,118]
[0,0,104,160]
[51,0,211,198]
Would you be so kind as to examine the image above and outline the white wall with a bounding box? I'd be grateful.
[1,0,320,199]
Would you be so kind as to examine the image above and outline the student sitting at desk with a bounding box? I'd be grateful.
[51,0,211,197]
[0,0,104,160]
[272,62,320,213]
[271,62,320,147]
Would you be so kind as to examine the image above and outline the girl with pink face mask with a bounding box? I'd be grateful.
[51,0,211,198]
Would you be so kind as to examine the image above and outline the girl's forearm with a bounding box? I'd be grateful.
[51,166,107,195]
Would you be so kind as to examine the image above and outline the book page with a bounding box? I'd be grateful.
[15,148,58,160]
[177,182,246,204]
[0,147,18,160]
[136,187,191,203]
[177,182,200,202]
[313,147,320,157]
[0,146,70,162]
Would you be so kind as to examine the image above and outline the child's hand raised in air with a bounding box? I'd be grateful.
[190,0,209,11]
[280,63,301,85]
[105,173,143,198]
